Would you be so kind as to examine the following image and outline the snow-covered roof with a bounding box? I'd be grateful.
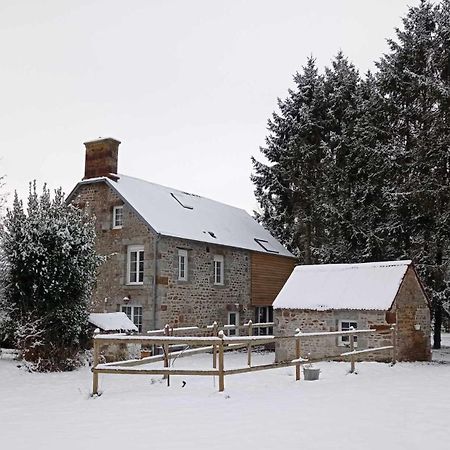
[70,175,294,257]
[273,260,412,310]
[88,312,138,332]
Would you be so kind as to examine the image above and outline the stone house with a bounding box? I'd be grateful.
[273,260,431,362]
[67,137,296,332]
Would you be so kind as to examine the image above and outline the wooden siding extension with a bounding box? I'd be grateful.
[251,252,296,306]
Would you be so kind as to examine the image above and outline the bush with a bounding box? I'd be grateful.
[1,183,103,371]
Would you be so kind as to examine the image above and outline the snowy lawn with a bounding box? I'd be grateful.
[1,342,450,450]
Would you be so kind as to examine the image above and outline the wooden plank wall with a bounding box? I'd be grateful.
[251,252,296,306]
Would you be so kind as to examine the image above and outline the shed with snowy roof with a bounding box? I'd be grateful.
[273,260,431,362]
[88,312,138,333]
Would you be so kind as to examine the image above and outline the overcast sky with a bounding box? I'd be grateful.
[0,0,417,213]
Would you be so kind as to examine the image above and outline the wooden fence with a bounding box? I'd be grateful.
[146,320,274,337]
[91,324,396,395]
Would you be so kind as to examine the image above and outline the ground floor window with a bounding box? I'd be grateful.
[339,320,358,347]
[121,305,143,332]
[254,306,273,335]
[227,311,239,336]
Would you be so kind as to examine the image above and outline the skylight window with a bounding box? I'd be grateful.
[254,238,279,254]
[171,193,194,210]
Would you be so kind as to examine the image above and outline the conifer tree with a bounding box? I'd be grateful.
[252,57,327,263]
[376,0,450,348]
[319,53,363,263]
[1,183,102,370]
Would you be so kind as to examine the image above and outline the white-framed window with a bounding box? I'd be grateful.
[339,320,358,347]
[178,249,188,281]
[214,255,224,285]
[112,205,124,229]
[121,305,143,332]
[255,306,273,335]
[227,311,239,336]
[127,245,144,285]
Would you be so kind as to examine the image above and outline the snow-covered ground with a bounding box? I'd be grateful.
[1,339,450,450]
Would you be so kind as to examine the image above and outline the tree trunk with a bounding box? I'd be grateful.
[433,299,442,350]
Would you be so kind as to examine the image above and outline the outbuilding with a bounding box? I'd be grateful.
[273,260,431,362]
[88,312,138,333]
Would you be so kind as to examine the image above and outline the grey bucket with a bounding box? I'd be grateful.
[303,367,320,381]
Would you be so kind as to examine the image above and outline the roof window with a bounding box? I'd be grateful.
[254,238,279,254]
[171,193,194,210]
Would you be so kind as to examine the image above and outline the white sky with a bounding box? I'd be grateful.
[0,0,416,213]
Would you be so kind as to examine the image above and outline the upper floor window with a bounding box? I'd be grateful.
[178,249,188,281]
[127,245,144,285]
[113,206,124,229]
[214,255,224,285]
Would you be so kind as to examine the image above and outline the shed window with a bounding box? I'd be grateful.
[339,320,358,347]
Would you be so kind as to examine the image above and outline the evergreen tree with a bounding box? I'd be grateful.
[376,0,450,348]
[319,53,363,263]
[252,57,328,263]
[1,183,102,370]
[253,53,382,265]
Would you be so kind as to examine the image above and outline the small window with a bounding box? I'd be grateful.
[127,245,144,285]
[214,255,224,285]
[171,192,194,210]
[113,206,124,229]
[178,249,188,281]
[339,320,358,347]
[255,306,273,335]
[228,311,239,336]
[254,238,279,254]
[122,305,143,332]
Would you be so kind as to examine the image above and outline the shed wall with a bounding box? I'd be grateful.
[274,309,391,362]
[393,267,431,361]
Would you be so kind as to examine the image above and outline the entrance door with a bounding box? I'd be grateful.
[228,311,239,336]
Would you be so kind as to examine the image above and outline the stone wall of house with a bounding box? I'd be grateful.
[71,182,254,332]
[70,182,157,332]
[274,309,393,363]
[155,236,253,329]
[393,267,431,361]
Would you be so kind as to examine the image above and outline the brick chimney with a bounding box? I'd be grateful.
[83,137,121,180]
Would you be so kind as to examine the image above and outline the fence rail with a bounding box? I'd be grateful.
[92,324,396,394]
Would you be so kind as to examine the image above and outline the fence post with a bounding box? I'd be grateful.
[218,330,225,392]
[92,332,100,395]
[212,321,218,369]
[163,324,170,385]
[295,328,301,381]
[247,320,253,367]
[349,327,356,373]
[391,324,397,364]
